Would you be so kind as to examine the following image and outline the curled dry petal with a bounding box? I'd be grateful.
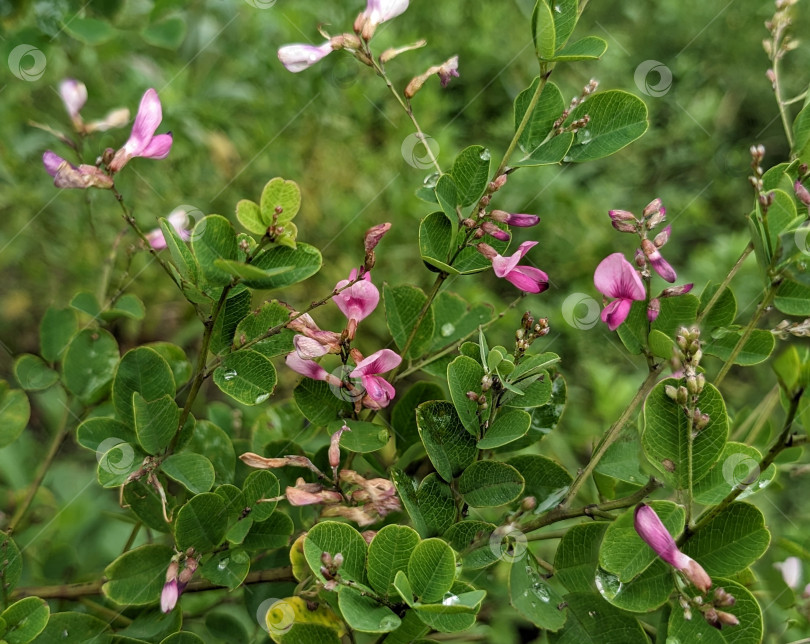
[42,151,114,190]
[240,452,291,469]
[364,222,392,253]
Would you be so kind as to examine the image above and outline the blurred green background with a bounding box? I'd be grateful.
[2,0,810,641]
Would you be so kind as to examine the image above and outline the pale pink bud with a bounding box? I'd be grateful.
[293,334,330,359]
[285,486,325,506]
[643,198,664,219]
[85,107,130,133]
[277,41,334,73]
[59,79,87,121]
[661,283,694,297]
[160,580,179,613]
[653,226,672,248]
[641,239,677,283]
[329,425,350,470]
[648,298,661,322]
[795,180,810,206]
[476,242,498,260]
[364,222,391,253]
[481,221,510,241]
[608,209,636,222]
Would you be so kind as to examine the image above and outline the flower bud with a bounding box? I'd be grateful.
[608,209,636,222]
[643,198,664,219]
[476,243,498,260]
[612,220,638,233]
[521,496,537,511]
[795,180,810,206]
[647,298,661,322]
[715,610,739,627]
[653,226,672,248]
[713,587,736,607]
[481,221,510,241]
[661,283,694,297]
[329,424,350,471]
[665,385,679,400]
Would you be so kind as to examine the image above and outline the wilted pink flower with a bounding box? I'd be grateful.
[482,241,549,293]
[43,151,114,190]
[329,425,350,471]
[109,89,173,172]
[59,79,87,123]
[404,55,460,98]
[334,269,380,326]
[287,313,342,350]
[437,55,459,87]
[286,483,342,506]
[145,208,192,250]
[321,505,378,527]
[364,222,392,253]
[594,253,646,331]
[635,504,712,593]
[278,41,334,73]
[653,225,671,248]
[350,349,401,407]
[641,238,677,283]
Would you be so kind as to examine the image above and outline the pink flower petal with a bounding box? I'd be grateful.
[503,265,548,293]
[334,271,380,322]
[351,348,402,377]
[634,504,679,568]
[285,352,328,381]
[278,42,333,73]
[492,240,539,277]
[127,89,163,155]
[601,298,632,331]
[361,374,396,403]
[59,79,87,119]
[140,132,173,160]
[594,253,645,300]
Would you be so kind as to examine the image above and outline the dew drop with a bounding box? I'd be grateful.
[442,593,460,606]
[380,616,400,630]
[62,630,69,638]
[423,172,440,188]
[254,393,270,404]
[222,369,237,381]
[577,129,592,144]
[441,322,455,337]
[479,148,491,161]
[218,557,230,570]
[554,4,562,12]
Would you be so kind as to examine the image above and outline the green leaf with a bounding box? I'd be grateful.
[693,442,776,504]
[233,300,290,348]
[304,521,367,585]
[548,593,647,643]
[595,560,672,613]
[451,226,510,275]
[191,215,239,287]
[667,577,762,643]
[367,525,421,598]
[199,549,250,591]
[599,501,684,582]
[0,534,22,595]
[243,243,322,290]
[113,347,175,427]
[76,416,135,455]
[160,633,205,644]
[532,0,556,60]
[795,103,810,162]
[430,292,494,351]
[1,596,49,644]
[260,177,301,225]
[391,382,445,448]
[450,145,490,207]
[391,470,429,538]
[103,544,175,606]
[242,469,279,520]
[393,570,415,606]
[513,132,574,166]
[146,342,193,389]
[133,393,179,454]
[162,452,215,494]
[416,473,455,536]
[31,612,111,643]
[236,199,264,235]
[773,346,801,393]
[766,189,800,246]
[705,328,775,365]
[549,0,577,49]
[554,522,609,592]
[39,306,78,362]
[64,17,116,45]
[775,279,810,315]
[213,350,277,406]
[447,355,484,436]
[551,36,608,61]
[142,16,186,49]
[457,460,524,507]
[328,419,388,453]
[205,612,249,644]
[564,91,648,163]
[62,329,120,404]
[241,512,293,550]
[70,291,101,318]
[682,502,770,577]
[642,380,729,488]
[408,539,456,603]
[514,78,565,152]
[384,284,435,359]
[510,557,566,631]
[338,587,401,633]
[508,454,572,510]
[174,493,228,552]
[159,217,198,284]
[13,353,58,391]
[477,409,531,448]
[210,286,252,356]
[293,378,352,426]
[699,282,737,330]
[101,293,146,321]
[503,372,552,409]
[213,259,293,283]
[443,521,498,569]
[434,174,459,222]
[0,382,30,448]
[419,212,457,274]
[416,401,477,482]
[414,590,484,614]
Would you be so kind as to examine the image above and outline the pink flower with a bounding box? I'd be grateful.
[109,89,173,172]
[641,239,677,283]
[334,269,380,324]
[437,55,459,87]
[350,349,401,407]
[145,208,192,250]
[285,352,329,381]
[486,241,549,293]
[293,334,330,359]
[59,79,87,123]
[287,313,342,351]
[42,151,114,190]
[594,253,646,330]
[161,579,179,613]
[278,42,334,73]
[363,0,409,25]
[634,504,712,593]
